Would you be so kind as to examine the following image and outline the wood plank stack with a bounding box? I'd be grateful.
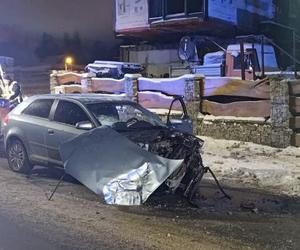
[289,80,300,147]
[15,66,51,96]
[201,77,271,117]
[50,72,126,94]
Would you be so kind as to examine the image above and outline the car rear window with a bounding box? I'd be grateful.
[23,99,54,119]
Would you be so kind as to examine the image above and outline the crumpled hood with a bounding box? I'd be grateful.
[60,127,183,206]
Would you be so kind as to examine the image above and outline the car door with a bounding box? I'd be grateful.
[45,99,94,166]
[166,96,193,134]
[20,98,55,164]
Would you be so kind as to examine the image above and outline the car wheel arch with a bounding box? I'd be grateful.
[6,135,29,155]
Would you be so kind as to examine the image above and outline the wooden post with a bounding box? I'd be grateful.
[261,36,265,78]
[293,31,297,78]
[240,41,246,80]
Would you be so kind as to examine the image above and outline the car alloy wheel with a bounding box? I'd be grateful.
[7,139,32,173]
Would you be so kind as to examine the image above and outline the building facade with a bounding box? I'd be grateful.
[115,0,276,76]
[273,0,300,69]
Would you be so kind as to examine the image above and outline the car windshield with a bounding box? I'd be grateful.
[86,102,165,130]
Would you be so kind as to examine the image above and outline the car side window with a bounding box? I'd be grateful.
[54,100,90,126]
[23,99,54,119]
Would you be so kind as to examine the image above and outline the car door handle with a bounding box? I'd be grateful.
[48,129,54,135]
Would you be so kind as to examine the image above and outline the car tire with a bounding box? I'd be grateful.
[7,139,32,174]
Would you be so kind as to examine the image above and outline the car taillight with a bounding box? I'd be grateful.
[2,115,9,126]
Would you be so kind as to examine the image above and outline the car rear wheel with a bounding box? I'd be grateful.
[7,139,32,174]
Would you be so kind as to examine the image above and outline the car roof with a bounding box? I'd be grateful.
[29,94,131,104]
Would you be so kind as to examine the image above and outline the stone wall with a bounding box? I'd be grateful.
[198,116,273,146]
[155,110,291,148]
[197,79,292,148]
[178,78,293,148]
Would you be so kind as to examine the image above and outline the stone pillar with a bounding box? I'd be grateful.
[184,74,203,134]
[50,70,59,94]
[81,73,93,93]
[124,74,141,102]
[270,79,292,148]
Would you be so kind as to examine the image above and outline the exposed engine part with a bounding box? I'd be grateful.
[122,128,231,203]
[123,129,206,201]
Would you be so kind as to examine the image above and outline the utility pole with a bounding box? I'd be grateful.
[240,40,245,80]
[261,35,265,78]
[293,30,297,77]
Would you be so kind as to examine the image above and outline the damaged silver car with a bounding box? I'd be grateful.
[3,94,206,205]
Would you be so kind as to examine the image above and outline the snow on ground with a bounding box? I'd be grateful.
[199,136,300,197]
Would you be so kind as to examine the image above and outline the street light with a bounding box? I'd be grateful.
[65,56,74,71]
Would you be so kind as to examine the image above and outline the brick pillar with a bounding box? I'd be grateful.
[270,79,292,148]
[124,74,141,102]
[184,75,203,134]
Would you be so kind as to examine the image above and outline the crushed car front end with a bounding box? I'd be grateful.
[60,99,205,206]
[60,126,205,206]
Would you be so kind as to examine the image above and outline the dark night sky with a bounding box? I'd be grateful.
[0,0,115,42]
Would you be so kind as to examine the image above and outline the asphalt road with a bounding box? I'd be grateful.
[0,213,59,250]
[0,155,299,249]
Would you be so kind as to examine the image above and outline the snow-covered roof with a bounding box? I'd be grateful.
[93,61,142,69]
[87,63,118,69]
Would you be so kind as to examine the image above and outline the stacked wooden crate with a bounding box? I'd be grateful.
[289,80,300,147]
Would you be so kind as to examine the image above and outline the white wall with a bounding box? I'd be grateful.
[129,49,179,64]
[128,49,180,77]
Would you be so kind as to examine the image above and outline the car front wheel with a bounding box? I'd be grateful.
[7,139,32,174]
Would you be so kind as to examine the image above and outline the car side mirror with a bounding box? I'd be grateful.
[75,121,94,130]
